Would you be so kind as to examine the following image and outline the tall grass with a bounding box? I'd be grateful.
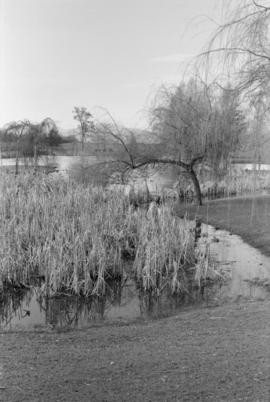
[222,171,270,195]
[199,171,270,199]
[134,203,196,294]
[0,171,214,297]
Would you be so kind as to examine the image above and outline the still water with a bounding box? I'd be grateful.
[2,155,267,172]
[0,155,98,172]
[0,155,180,193]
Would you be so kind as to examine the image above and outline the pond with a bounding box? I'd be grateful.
[0,155,180,193]
[2,156,269,200]
[1,225,270,331]
[0,155,98,172]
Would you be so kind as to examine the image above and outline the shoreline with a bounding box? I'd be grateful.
[176,194,270,257]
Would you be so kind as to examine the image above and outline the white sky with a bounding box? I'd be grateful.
[0,0,223,131]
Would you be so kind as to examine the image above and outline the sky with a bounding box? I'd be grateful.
[0,0,223,131]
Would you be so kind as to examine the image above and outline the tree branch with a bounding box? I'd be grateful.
[97,108,135,167]
[252,0,270,11]
[130,158,190,171]
[190,154,204,168]
[200,47,270,62]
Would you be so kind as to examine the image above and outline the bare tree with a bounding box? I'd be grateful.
[198,0,270,169]
[4,118,62,174]
[92,83,244,205]
[207,84,246,175]
[200,1,270,102]
[147,80,244,202]
[5,120,31,175]
[73,107,95,152]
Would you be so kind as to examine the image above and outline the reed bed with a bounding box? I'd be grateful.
[199,171,270,200]
[0,171,214,297]
[216,172,268,196]
[134,203,195,294]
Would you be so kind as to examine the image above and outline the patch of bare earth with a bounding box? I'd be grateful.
[0,300,269,402]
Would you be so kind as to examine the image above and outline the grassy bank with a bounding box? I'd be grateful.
[1,300,269,401]
[0,172,215,297]
[176,194,270,256]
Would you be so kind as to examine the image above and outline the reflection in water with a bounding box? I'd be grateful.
[0,289,32,327]
[0,156,99,172]
[0,279,202,331]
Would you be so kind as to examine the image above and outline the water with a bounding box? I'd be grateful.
[2,156,269,172]
[241,163,270,171]
[1,225,270,331]
[3,156,269,198]
[0,155,99,173]
[0,281,188,331]
[200,225,270,304]
[0,155,180,194]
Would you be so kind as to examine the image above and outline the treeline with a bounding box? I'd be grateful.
[0,118,78,159]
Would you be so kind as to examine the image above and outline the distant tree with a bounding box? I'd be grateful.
[62,134,78,143]
[4,118,63,174]
[241,93,270,167]
[5,120,32,175]
[45,128,63,147]
[73,107,95,151]
[40,118,62,147]
[206,85,246,175]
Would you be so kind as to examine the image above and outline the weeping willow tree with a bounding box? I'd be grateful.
[202,1,270,87]
[199,0,270,165]
[153,80,245,188]
[89,80,244,205]
[4,118,62,174]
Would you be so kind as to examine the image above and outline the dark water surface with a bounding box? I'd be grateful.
[0,281,195,331]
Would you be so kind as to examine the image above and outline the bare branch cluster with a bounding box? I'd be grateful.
[199,0,270,101]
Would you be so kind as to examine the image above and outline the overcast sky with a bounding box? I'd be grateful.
[0,0,223,130]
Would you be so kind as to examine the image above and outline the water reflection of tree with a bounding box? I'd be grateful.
[36,296,100,328]
[35,280,125,328]
[137,286,186,319]
[0,288,33,328]
[0,279,190,329]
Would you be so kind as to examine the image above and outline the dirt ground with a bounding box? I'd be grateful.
[1,196,270,401]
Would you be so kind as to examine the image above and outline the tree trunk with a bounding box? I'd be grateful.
[189,167,202,206]
[15,140,19,176]
[34,144,38,174]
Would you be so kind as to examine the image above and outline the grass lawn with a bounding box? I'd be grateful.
[1,300,270,402]
[176,195,270,256]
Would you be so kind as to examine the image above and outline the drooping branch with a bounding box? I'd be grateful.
[200,47,270,62]
[252,0,270,12]
[97,108,136,168]
[131,158,190,171]
[115,153,205,174]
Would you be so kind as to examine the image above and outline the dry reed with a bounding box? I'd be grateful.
[0,171,214,297]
